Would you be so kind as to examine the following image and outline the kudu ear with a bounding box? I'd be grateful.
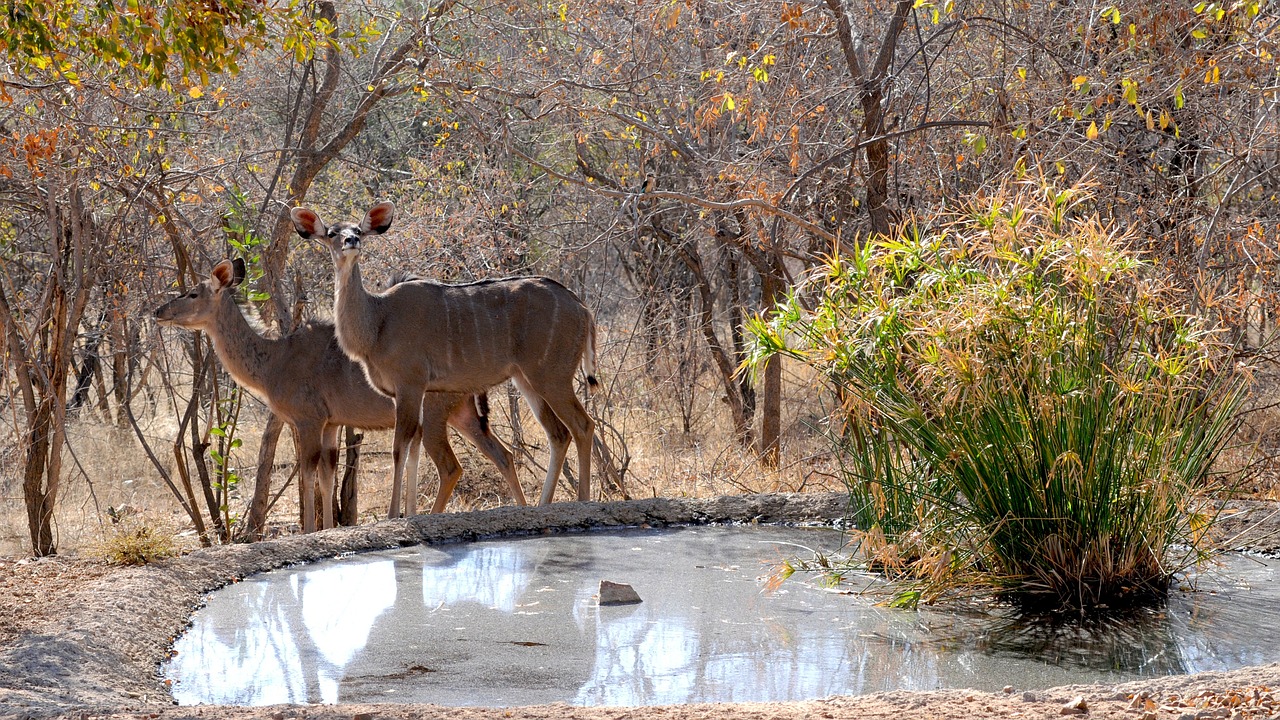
[291,207,326,239]
[210,260,237,291]
[362,201,395,235]
[230,258,247,288]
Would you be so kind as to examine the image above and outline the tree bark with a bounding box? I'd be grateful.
[21,401,55,555]
[757,262,785,467]
[675,240,754,445]
[5,189,101,556]
[725,247,757,429]
[338,426,362,526]
[68,333,102,413]
[823,0,914,236]
[240,413,285,541]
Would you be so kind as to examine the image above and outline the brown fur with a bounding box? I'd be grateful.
[293,201,597,508]
[153,259,527,532]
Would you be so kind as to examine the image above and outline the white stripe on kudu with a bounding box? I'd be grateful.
[292,201,599,515]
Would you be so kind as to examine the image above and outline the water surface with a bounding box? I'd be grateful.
[166,525,1280,706]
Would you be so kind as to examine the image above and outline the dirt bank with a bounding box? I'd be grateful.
[4,492,1280,720]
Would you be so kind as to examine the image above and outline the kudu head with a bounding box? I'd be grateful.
[154,258,246,330]
[290,202,395,276]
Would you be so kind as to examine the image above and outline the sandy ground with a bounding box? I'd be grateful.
[4,493,1280,720]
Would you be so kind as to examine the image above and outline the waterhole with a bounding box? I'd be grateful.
[165,525,1280,706]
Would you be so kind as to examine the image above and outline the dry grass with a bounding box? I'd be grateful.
[0,411,203,556]
[1220,365,1280,500]
[0,331,839,556]
[93,515,178,566]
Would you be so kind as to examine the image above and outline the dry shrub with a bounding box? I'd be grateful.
[94,514,177,566]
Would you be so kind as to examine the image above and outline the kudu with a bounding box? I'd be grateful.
[291,201,598,509]
[153,258,527,533]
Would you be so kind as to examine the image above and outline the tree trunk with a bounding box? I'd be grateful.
[676,240,754,445]
[111,318,138,428]
[861,89,892,235]
[508,382,526,451]
[823,0,914,237]
[240,413,285,541]
[11,189,100,557]
[92,360,112,422]
[22,401,55,556]
[726,247,757,429]
[173,342,213,547]
[338,426,362,526]
[757,264,784,467]
[190,400,229,544]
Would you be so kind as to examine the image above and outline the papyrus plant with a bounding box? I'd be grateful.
[750,182,1247,612]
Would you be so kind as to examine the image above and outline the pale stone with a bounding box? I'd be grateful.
[1060,695,1088,715]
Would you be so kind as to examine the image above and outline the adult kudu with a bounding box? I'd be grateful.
[291,201,598,509]
[154,258,527,533]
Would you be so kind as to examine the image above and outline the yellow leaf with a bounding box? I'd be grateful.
[1086,121,1099,140]
[188,86,204,99]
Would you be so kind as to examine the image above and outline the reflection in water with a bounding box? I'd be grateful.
[418,545,536,611]
[166,527,1280,707]
[172,559,396,704]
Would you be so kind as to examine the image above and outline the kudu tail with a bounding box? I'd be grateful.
[584,312,600,393]
[473,392,491,434]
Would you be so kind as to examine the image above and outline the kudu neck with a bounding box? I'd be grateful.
[333,258,375,352]
[207,293,277,392]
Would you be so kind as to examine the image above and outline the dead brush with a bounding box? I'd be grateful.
[94,512,177,566]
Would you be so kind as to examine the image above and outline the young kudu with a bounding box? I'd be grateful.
[291,202,598,509]
[154,259,527,533]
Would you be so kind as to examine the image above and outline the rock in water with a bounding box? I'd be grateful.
[599,580,642,605]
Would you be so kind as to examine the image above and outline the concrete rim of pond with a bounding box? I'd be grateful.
[3,492,1280,720]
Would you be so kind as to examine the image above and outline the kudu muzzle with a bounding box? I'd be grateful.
[336,227,363,252]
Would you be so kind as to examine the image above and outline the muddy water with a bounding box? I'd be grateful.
[165,526,1280,707]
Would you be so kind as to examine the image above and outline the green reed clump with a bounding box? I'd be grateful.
[749,182,1246,612]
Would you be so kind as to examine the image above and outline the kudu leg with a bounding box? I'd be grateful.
[421,416,464,514]
[317,424,340,530]
[541,389,595,503]
[453,412,527,507]
[513,376,572,505]
[403,428,424,516]
[448,403,526,506]
[295,424,322,533]
[390,389,425,519]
